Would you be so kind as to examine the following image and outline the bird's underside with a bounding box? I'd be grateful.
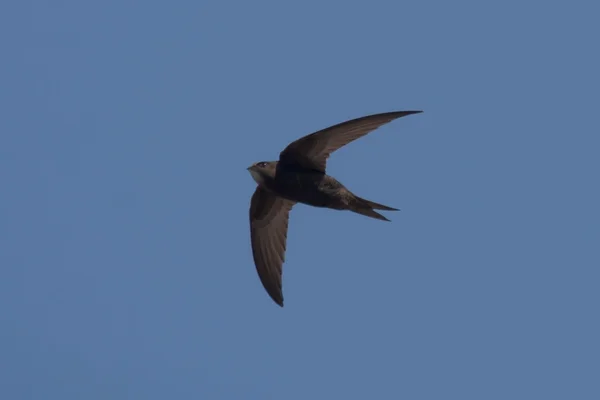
[248,110,423,306]
[269,171,350,209]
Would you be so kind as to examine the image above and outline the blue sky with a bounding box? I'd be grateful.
[1,1,599,399]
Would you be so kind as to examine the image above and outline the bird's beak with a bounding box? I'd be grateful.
[247,165,255,171]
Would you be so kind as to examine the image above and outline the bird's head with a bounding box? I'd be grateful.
[247,161,277,185]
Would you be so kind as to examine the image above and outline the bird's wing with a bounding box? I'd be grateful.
[249,187,296,307]
[279,110,422,173]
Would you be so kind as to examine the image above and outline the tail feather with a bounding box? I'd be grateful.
[355,196,399,211]
[350,195,399,221]
[352,207,391,221]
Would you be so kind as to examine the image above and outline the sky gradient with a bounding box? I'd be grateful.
[1,1,599,399]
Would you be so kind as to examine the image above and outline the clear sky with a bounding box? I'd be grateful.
[1,1,599,399]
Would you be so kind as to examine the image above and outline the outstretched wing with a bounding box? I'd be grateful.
[249,187,296,307]
[279,110,422,173]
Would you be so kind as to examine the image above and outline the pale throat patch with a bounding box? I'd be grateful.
[249,169,266,185]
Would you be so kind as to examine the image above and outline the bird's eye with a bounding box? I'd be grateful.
[257,162,267,168]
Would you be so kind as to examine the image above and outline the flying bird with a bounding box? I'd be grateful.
[248,110,422,306]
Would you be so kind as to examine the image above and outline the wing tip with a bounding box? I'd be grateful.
[396,110,423,116]
[273,295,284,307]
[265,286,284,307]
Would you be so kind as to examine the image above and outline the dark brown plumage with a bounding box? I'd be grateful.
[248,110,422,306]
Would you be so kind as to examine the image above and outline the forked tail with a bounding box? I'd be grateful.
[350,195,399,221]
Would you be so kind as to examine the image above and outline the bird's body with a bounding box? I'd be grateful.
[251,162,350,209]
[248,110,423,306]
